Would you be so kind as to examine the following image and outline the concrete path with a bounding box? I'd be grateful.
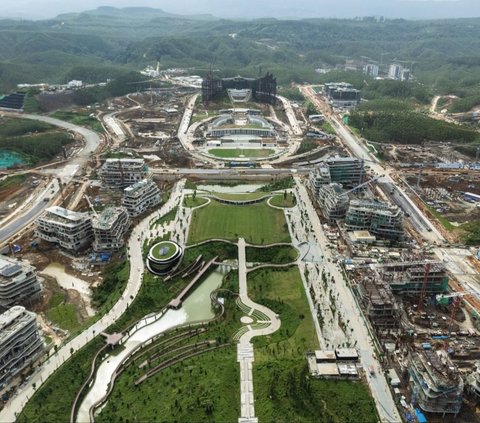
[294,179,401,423]
[0,180,185,423]
[236,238,281,423]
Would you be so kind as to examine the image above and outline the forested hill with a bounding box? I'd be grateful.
[2,7,480,93]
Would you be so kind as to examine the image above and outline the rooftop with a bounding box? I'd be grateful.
[92,207,127,230]
[45,206,88,223]
[0,256,23,279]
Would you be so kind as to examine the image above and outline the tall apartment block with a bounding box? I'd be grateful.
[410,349,463,415]
[0,306,44,388]
[92,207,130,252]
[377,261,448,294]
[122,179,161,218]
[363,64,379,77]
[316,183,350,221]
[345,200,404,240]
[99,159,149,189]
[36,206,93,252]
[310,157,365,193]
[0,255,42,310]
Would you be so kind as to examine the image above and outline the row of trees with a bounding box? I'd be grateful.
[349,110,479,144]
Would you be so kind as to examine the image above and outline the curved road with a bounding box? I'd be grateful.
[0,181,185,423]
[0,113,102,247]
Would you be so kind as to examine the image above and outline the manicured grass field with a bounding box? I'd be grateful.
[183,196,209,208]
[248,267,318,362]
[188,200,290,245]
[248,267,377,422]
[270,193,296,208]
[208,148,274,158]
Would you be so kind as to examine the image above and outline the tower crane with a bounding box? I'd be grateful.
[436,289,480,347]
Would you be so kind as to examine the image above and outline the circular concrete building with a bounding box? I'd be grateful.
[146,240,183,276]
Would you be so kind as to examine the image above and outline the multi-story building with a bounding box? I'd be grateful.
[92,207,130,252]
[99,159,149,189]
[388,64,411,81]
[410,349,463,416]
[388,64,402,80]
[359,278,399,330]
[316,183,350,221]
[0,256,42,310]
[309,157,365,193]
[122,179,161,218]
[363,64,379,77]
[0,306,44,388]
[345,200,404,240]
[378,261,448,294]
[36,206,93,252]
[323,82,361,108]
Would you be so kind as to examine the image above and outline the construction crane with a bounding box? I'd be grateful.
[56,177,67,208]
[436,290,480,348]
[417,262,431,313]
[342,174,384,196]
[84,195,98,216]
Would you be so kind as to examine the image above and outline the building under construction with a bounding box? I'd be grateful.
[122,179,161,218]
[316,183,350,221]
[377,261,448,294]
[345,200,404,241]
[99,159,149,189]
[409,349,463,415]
[92,207,130,252]
[35,206,93,252]
[201,73,277,105]
[309,157,365,192]
[357,276,399,329]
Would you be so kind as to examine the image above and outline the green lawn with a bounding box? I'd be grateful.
[150,206,177,228]
[46,302,81,333]
[183,195,209,208]
[246,245,298,264]
[270,193,296,208]
[150,241,177,260]
[208,148,274,158]
[188,200,290,245]
[248,267,377,423]
[248,267,318,362]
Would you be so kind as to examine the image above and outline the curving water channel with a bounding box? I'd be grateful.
[76,269,224,423]
[197,183,262,193]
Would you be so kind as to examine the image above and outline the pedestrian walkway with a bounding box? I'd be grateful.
[236,238,281,423]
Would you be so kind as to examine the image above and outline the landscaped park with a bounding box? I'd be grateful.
[17,182,376,423]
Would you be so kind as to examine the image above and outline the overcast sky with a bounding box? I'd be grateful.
[1,0,480,20]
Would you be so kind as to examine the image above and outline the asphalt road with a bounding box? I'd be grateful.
[0,113,101,246]
[0,181,185,423]
[295,179,402,423]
